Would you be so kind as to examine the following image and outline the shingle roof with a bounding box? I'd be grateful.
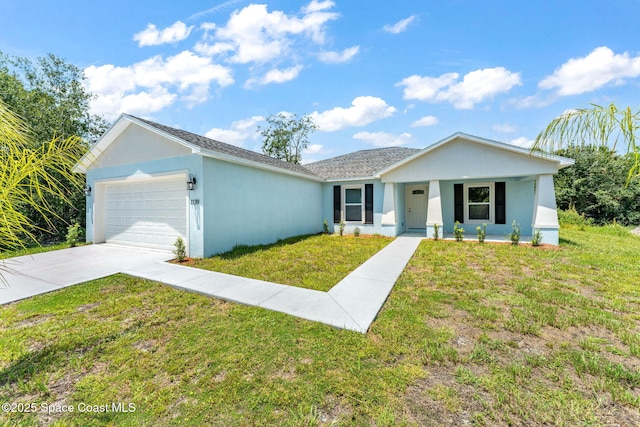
[304,147,421,179]
[127,115,420,180]
[127,115,320,179]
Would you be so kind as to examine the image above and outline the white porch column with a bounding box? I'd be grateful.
[532,174,559,245]
[381,183,396,225]
[426,180,444,239]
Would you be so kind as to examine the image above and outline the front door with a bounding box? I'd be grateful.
[406,185,428,229]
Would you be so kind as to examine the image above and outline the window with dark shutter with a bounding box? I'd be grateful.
[454,183,464,223]
[333,185,341,223]
[495,181,506,224]
[365,184,374,224]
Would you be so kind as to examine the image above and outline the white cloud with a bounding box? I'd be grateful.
[304,143,324,154]
[353,131,412,147]
[245,65,304,88]
[311,96,397,131]
[303,0,335,13]
[196,2,339,64]
[510,136,534,148]
[318,46,360,63]
[383,15,416,34]
[133,21,194,47]
[84,51,233,119]
[493,123,516,133]
[204,115,264,147]
[508,94,555,109]
[539,46,640,95]
[411,115,439,127]
[397,67,522,109]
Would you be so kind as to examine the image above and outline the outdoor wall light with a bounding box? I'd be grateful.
[187,174,197,191]
[84,185,92,197]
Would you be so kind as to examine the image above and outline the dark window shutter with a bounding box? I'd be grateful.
[364,184,374,224]
[454,183,464,223]
[333,185,341,223]
[495,182,506,224]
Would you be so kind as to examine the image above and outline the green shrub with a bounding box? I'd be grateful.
[353,227,361,237]
[531,228,542,246]
[339,220,345,237]
[66,223,82,247]
[323,219,329,234]
[476,223,486,243]
[453,221,464,242]
[558,208,594,229]
[433,223,440,240]
[507,220,521,245]
[174,237,187,262]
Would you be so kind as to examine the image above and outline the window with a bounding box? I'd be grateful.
[343,186,363,222]
[464,183,494,223]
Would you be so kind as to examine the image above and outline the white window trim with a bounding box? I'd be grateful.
[343,184,365,223]
[464,182,494,224]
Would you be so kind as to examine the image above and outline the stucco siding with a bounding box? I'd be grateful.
[381,137,559,183]
[320,180,395,236]
[440,178,535,235]
[85,154,205,257]
[91,124,192,170]
[203,158,322,256]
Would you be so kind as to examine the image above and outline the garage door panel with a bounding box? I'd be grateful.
[103,177,187,251]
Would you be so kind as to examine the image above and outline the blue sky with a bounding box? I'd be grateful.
[2,0,640,162]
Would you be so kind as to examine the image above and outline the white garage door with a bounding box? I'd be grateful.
[104,177,187,251]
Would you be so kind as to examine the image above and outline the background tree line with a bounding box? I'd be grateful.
[0,52,107,243]
[553,146,640,225]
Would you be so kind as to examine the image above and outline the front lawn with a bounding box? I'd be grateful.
[187,233,393,292]
[0,225,639,425]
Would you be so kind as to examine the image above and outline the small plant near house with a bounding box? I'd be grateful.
[66,223,82,247]
[323,219,329,234]
[453,221,465,242]
[174,236,187,262]
[354,227,361,237]
[433,223,440,240]
[531,228,543,246]
[476,223,487,243]
[339,220,345,236]
[507,220,521,245]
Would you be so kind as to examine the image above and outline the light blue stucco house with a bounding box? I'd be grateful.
[73,114,574,257]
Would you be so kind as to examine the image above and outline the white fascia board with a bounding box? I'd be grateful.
[375,132,574,177]
[324,176,378,183]
[124,115,202,154]
[72,115,131,173]
[199,148,324,182]
[72,114,203,174]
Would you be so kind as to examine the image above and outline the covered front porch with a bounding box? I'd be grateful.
[375,134,573,246]
[381,174,560,245]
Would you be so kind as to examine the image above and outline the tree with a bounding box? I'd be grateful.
[260,113,317,164]
[0,52,108,241]
[533,103,639,184]
[553,146,640,225]
[0,100,85,250]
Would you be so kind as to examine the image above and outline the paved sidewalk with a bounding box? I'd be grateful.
[1,236,424,333]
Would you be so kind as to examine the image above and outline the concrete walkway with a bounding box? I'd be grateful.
[1,236,424,333]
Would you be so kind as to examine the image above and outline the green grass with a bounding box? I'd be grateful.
[187,233,393,291]
[1,225,639,425]
[0,242,73,260]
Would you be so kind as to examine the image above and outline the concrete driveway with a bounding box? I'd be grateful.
[0,244,172,305]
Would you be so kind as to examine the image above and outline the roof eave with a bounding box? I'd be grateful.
[376,132,575,176]
[199,148,324,182]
